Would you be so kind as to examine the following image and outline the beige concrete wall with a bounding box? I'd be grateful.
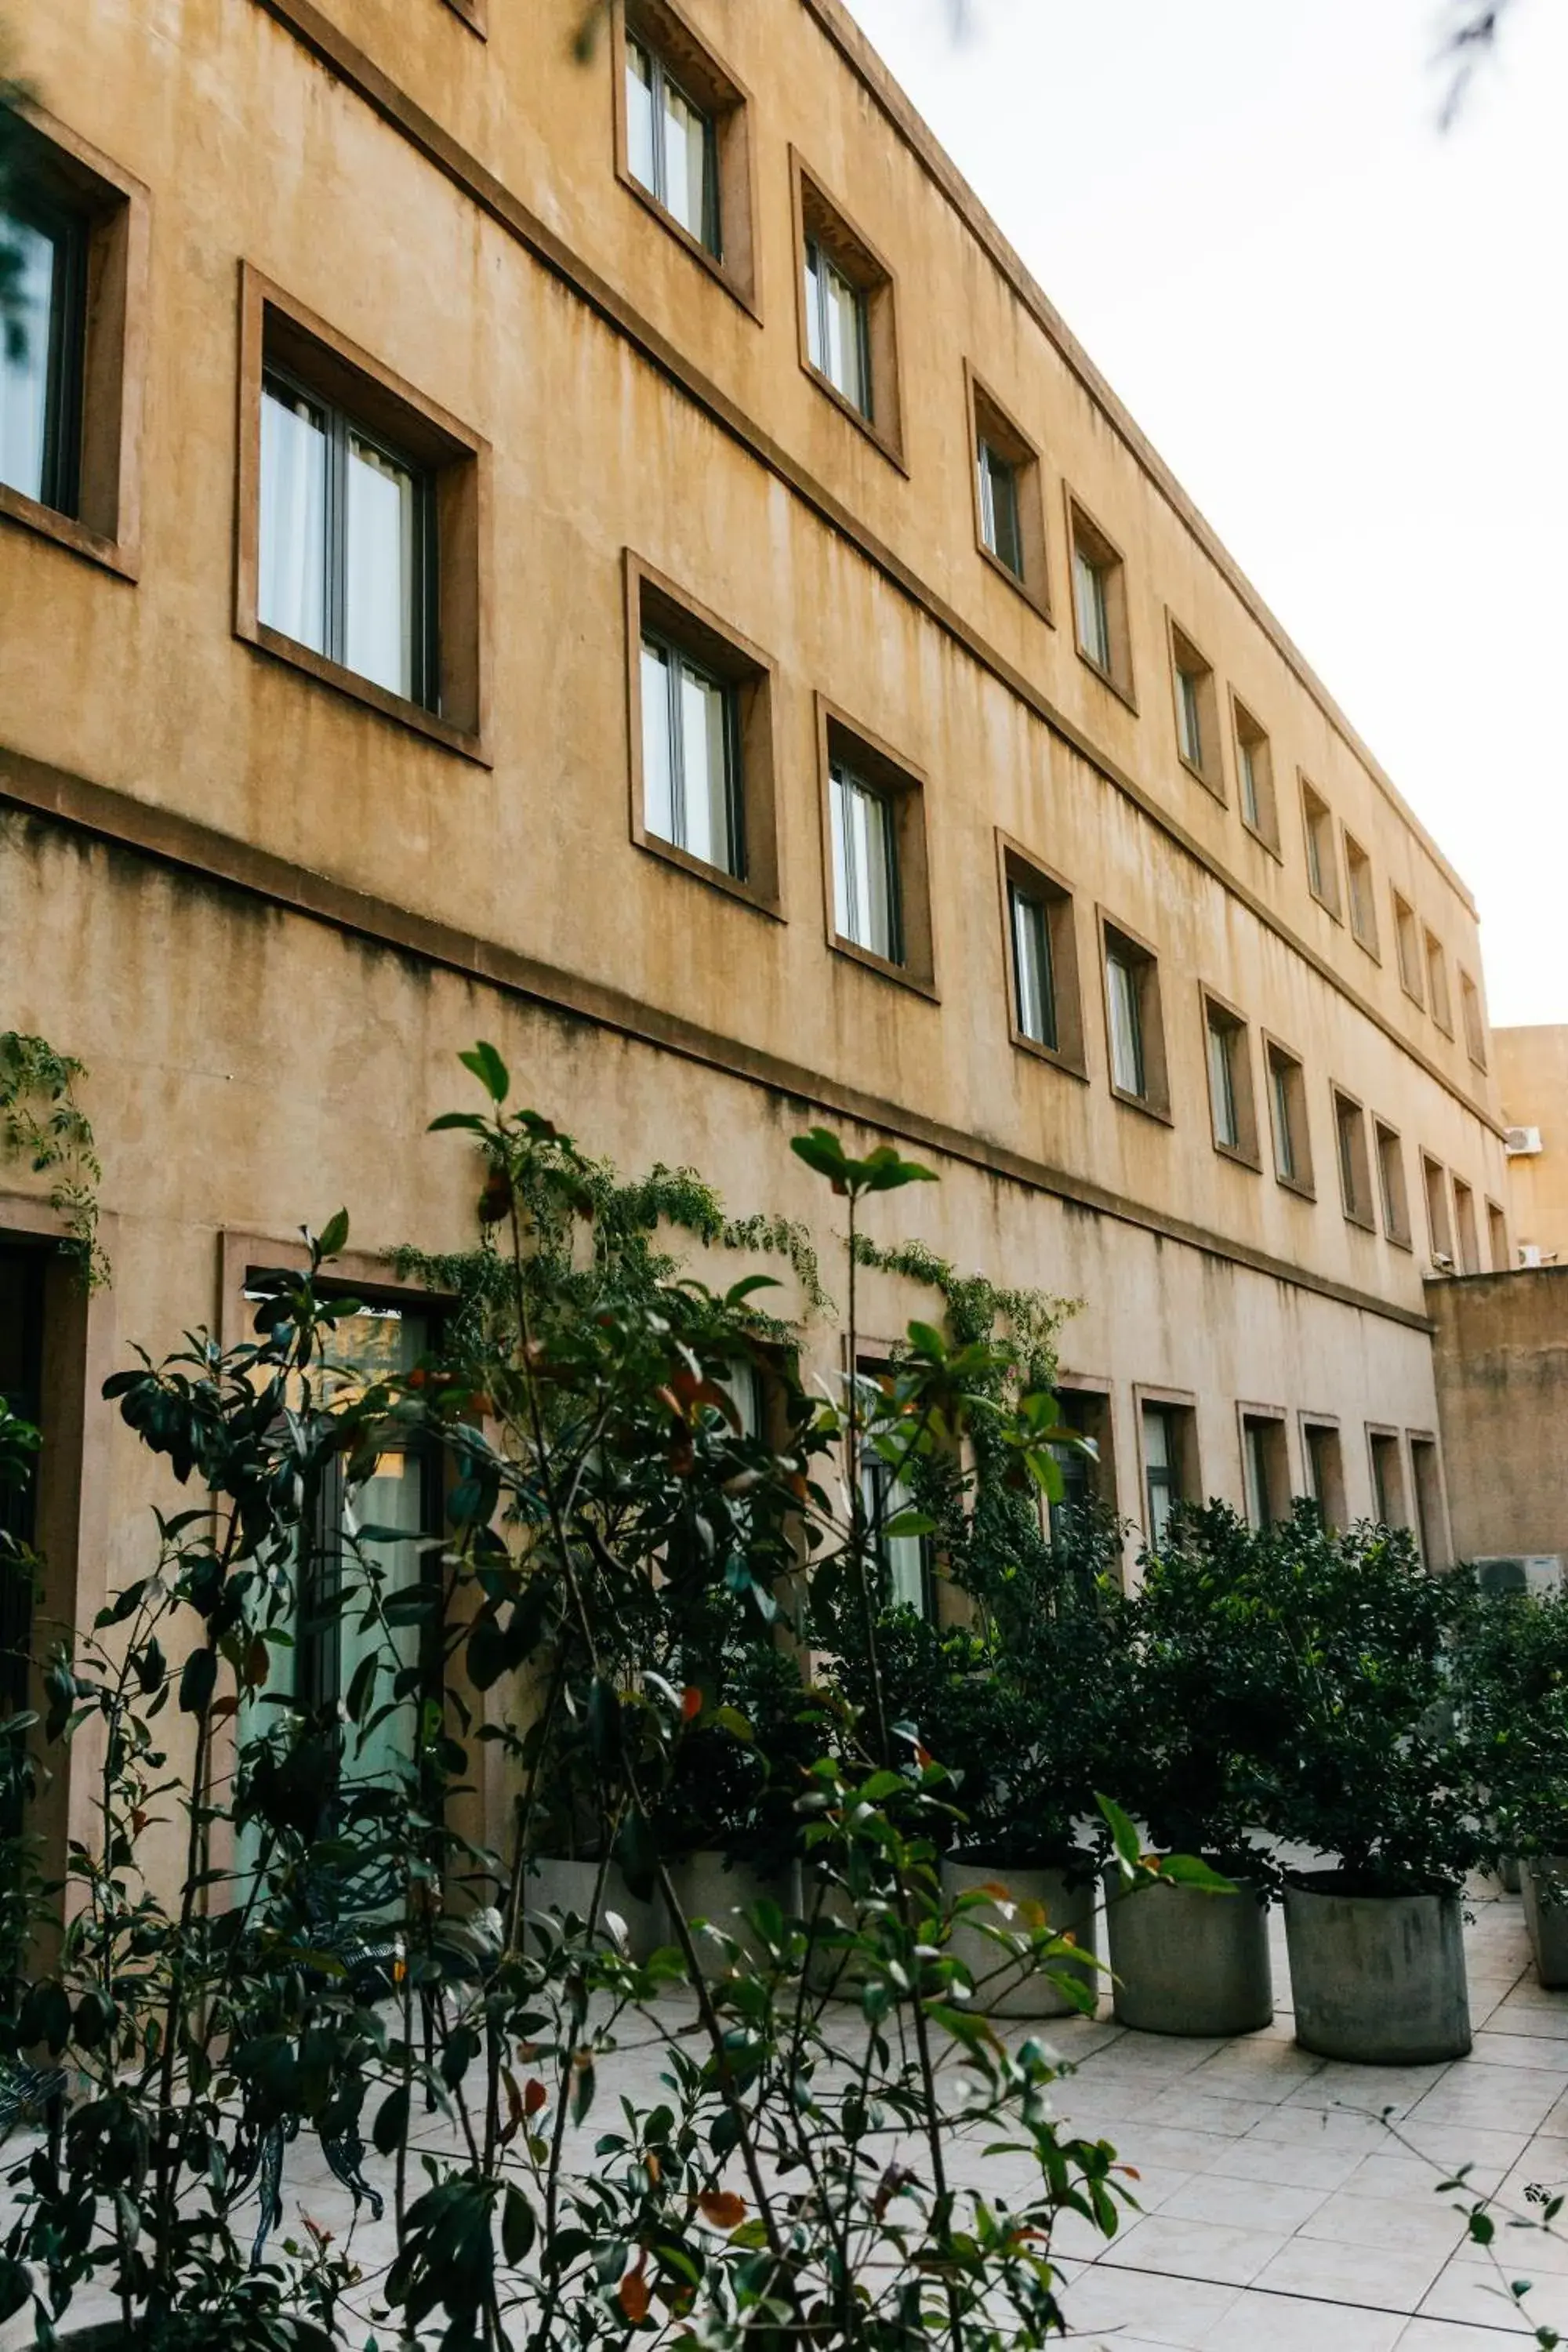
[1497,1026,1568,1261]
[1429,1267,1568,1563]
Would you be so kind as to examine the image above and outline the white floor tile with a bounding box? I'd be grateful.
[1159,2171,1331,2233]
[1250,2233,1450,2310]
[1203,2288,1406,2350]
[1102,2212,1286,2288]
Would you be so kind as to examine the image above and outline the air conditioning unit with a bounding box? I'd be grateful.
[1429,1250,1454,1274]
[1520,1243,1544,1269]
[1504,1126,1543,1156]
[1475,1555,1564,1598]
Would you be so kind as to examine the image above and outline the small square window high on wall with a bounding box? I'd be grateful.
[613,3,758,311]
[967,368,1050,616]
[998,841,1085,1076]
[1301,780,1342,919]
[1101,917,1169,1118]
[818,704,936,994]
[1231,699,1280,852]
[1068,494,1134,702]
[793,158,902,463]
[1169,620,1224,800]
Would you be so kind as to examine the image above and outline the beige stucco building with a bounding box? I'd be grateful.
[1496,1025,1568,1265]
[0,0,1519,1857]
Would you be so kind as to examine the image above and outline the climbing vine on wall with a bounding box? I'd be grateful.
[0,1033,109,1287]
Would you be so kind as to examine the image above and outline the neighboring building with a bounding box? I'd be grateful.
[0,0,1512,1860]
[1496,1025,1568,1265]
[1429,1267,1568,1577]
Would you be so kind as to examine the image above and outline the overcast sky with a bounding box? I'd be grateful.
[842,0,1568,1036]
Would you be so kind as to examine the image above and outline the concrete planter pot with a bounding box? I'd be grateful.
[61,2329,332,2350]
[1283,1872,1471,2063]
[662,1850,793,1969]
[1521,1860,1568,1989]
[940,1858,1098,2018]
[1102,1868,1272,2037]
[524,1856,662,1961]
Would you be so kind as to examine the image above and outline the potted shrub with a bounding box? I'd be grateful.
[1259,1513,1482,2063]
[1454,1581,1568,1986]
[1103,1504,1282,2035]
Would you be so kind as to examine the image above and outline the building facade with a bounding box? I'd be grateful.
[1496,1025,1568,1264]
[0,0,1515,1857]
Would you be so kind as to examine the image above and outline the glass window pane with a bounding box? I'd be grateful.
[1207,1018,1239,1148]
[641,639,675,845]
[1272,1064,1297,1181]
[857,781,895,958]
[661,76,715,251]
[822,252,868,417]
[1239,741,1259,828]
[1011,884,1057,1049]
[804,241,824,372]
[346,431,416,699]
[0,210,59,505]
[864,1459,926,1616]
[1107,951,1145,1097]
[626,36,657,195]
[1074,545,1109,669]
[1178,670,1203,766]
[677,659,736,873]
[980,441,1022,576]
[259,381,328,656]
[833,767,895,960]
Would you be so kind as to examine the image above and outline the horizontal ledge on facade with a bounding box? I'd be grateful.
[0,485,140,583]
[244,0,1498,1144]
[0,741,1437,1340]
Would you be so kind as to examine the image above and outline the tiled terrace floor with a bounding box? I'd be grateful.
[1044,1883,1567,2347]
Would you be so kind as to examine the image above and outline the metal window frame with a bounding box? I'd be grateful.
[977,434,1023,578]
[1,184,88,517]
[1007,877,1058,1051]
[626,29,722,259]
[641,627,746,879]
[805,234,872,419]
[831,757,903,964]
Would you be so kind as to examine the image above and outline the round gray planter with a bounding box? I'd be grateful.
[1521,1859,1568,1989]
[1102,1868,1272,2037]
[1283,1873,1471,2063]
[662,1850,793,1969]
[941,1858,1098,2018]
[525,1856,662,1961]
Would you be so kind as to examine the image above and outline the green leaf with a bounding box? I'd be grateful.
[459,1041,510,1103]
[344,1651,378,1726]
[179,1648,218,1718]
[1097,1792,1143,1878]
[317,1207,350,1259]
[1156,1853,1236,1894]
[372,2084,411,2156]
[502,2184,535,2266]
[0,2254,31,2325]
[880,1510,936,1542]
[614,1805,658,1903]
[427,1111,492,1134]
[790,1127,852,1191]
[569,2053,596,2127]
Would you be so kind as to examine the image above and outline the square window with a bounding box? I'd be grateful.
[1202,989,1258,1166]
[1461,970,1488,1069]
[238,268,488,759]
[1422,1153,1455,1265]
[793,155,902,463]
[614,2,757,310]
[1452,1177,1479,1274]
[1240,1410,1289,1530]
[1392,891,1425,1006]
[999,840,1083,1075]
[1068,494,1134,702]
[0,108,147,575]
[967,368,1049,616]
[1169,619,1223,800]
[1425,931,1454,1034]
[1332,1087,1374,1228]
[1374,1119,1411,1247]
[818,703,935,993]
[1140,1396,1198,1548]
[1345,833,1378,954]
[1301,779,1342,918]
[1101,916,1168,1117]
[626,554,779,909]
[1300,1417,1346,1530]
[1231,698,1279,852]
[1265,1039,1313,1196]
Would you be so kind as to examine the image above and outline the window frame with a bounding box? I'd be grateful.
[1229,693,1280,856]
[611,0,759,318]
[1486,1198,1509,1272]
[1263,1033,1315,1199]
[1237,1405,1290,1531]
[1298,1414,1347,1530]
[1200,984,1260,1169]
[1421,1152,1455,1265]
[1098,910,1171,1122]
[996,835,1085,1079]
[815,697,937,997]
[1367,1425,1409,1530]
[1451,1176,1480,1275]
[1373,1116,1413,1249]
[1392,891,1425,1008]
[623,550,781,915]
[964,364,1051,620]
[1330,1083,1376,1231]
[236,265,490,764]
[0,104,147,580]
[1407,1432,1450,1568]
[1065,488,1136,708]
[1299,776,1343,920]
[1167,615,1225,802]
[1135,1387,1200,1550]
[1048,1375,1118,1541]
[1459,968,1488,1070]
[790,151,904,468]
[1343,830,1379,958]
[1424,929,1454,1036]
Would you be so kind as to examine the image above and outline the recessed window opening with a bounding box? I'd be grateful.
[861,1448,929,1617]
[1393,893,1425,1005]
[1334,1089,1374,1226]
[1453,1178,1479,1275]
[1232,700,1278,848]
[625,30,720,255]
[1106,943,1145,1099]
[1425,931,1453,1033]
[1048,1389,1111,1546]
[1242,1414,1287,1531]
[1010,880,1058,1051]
[1345,834,1377,953]
[1369,1429,1406,1530]
[260,368,436,708]
[1487,1200,1509,1272]
[1375,1120,1410,1245]
[1302,1421,1345,1530]
[804,234,870,419]
[1423,1155,1454,1265]
[1301,781,1341,916]
[0,189,84,514]
[1409,1436,1446,1567]
[1205,1001,1250,1156]
[977,433,1023,579]
[1073,538,1112,673]
[1142,1401,1192,1549]
[830,760,901,962]
[1266,1042,1312,1193]
[1461,971,1487,1069]
[640,632,744,877]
